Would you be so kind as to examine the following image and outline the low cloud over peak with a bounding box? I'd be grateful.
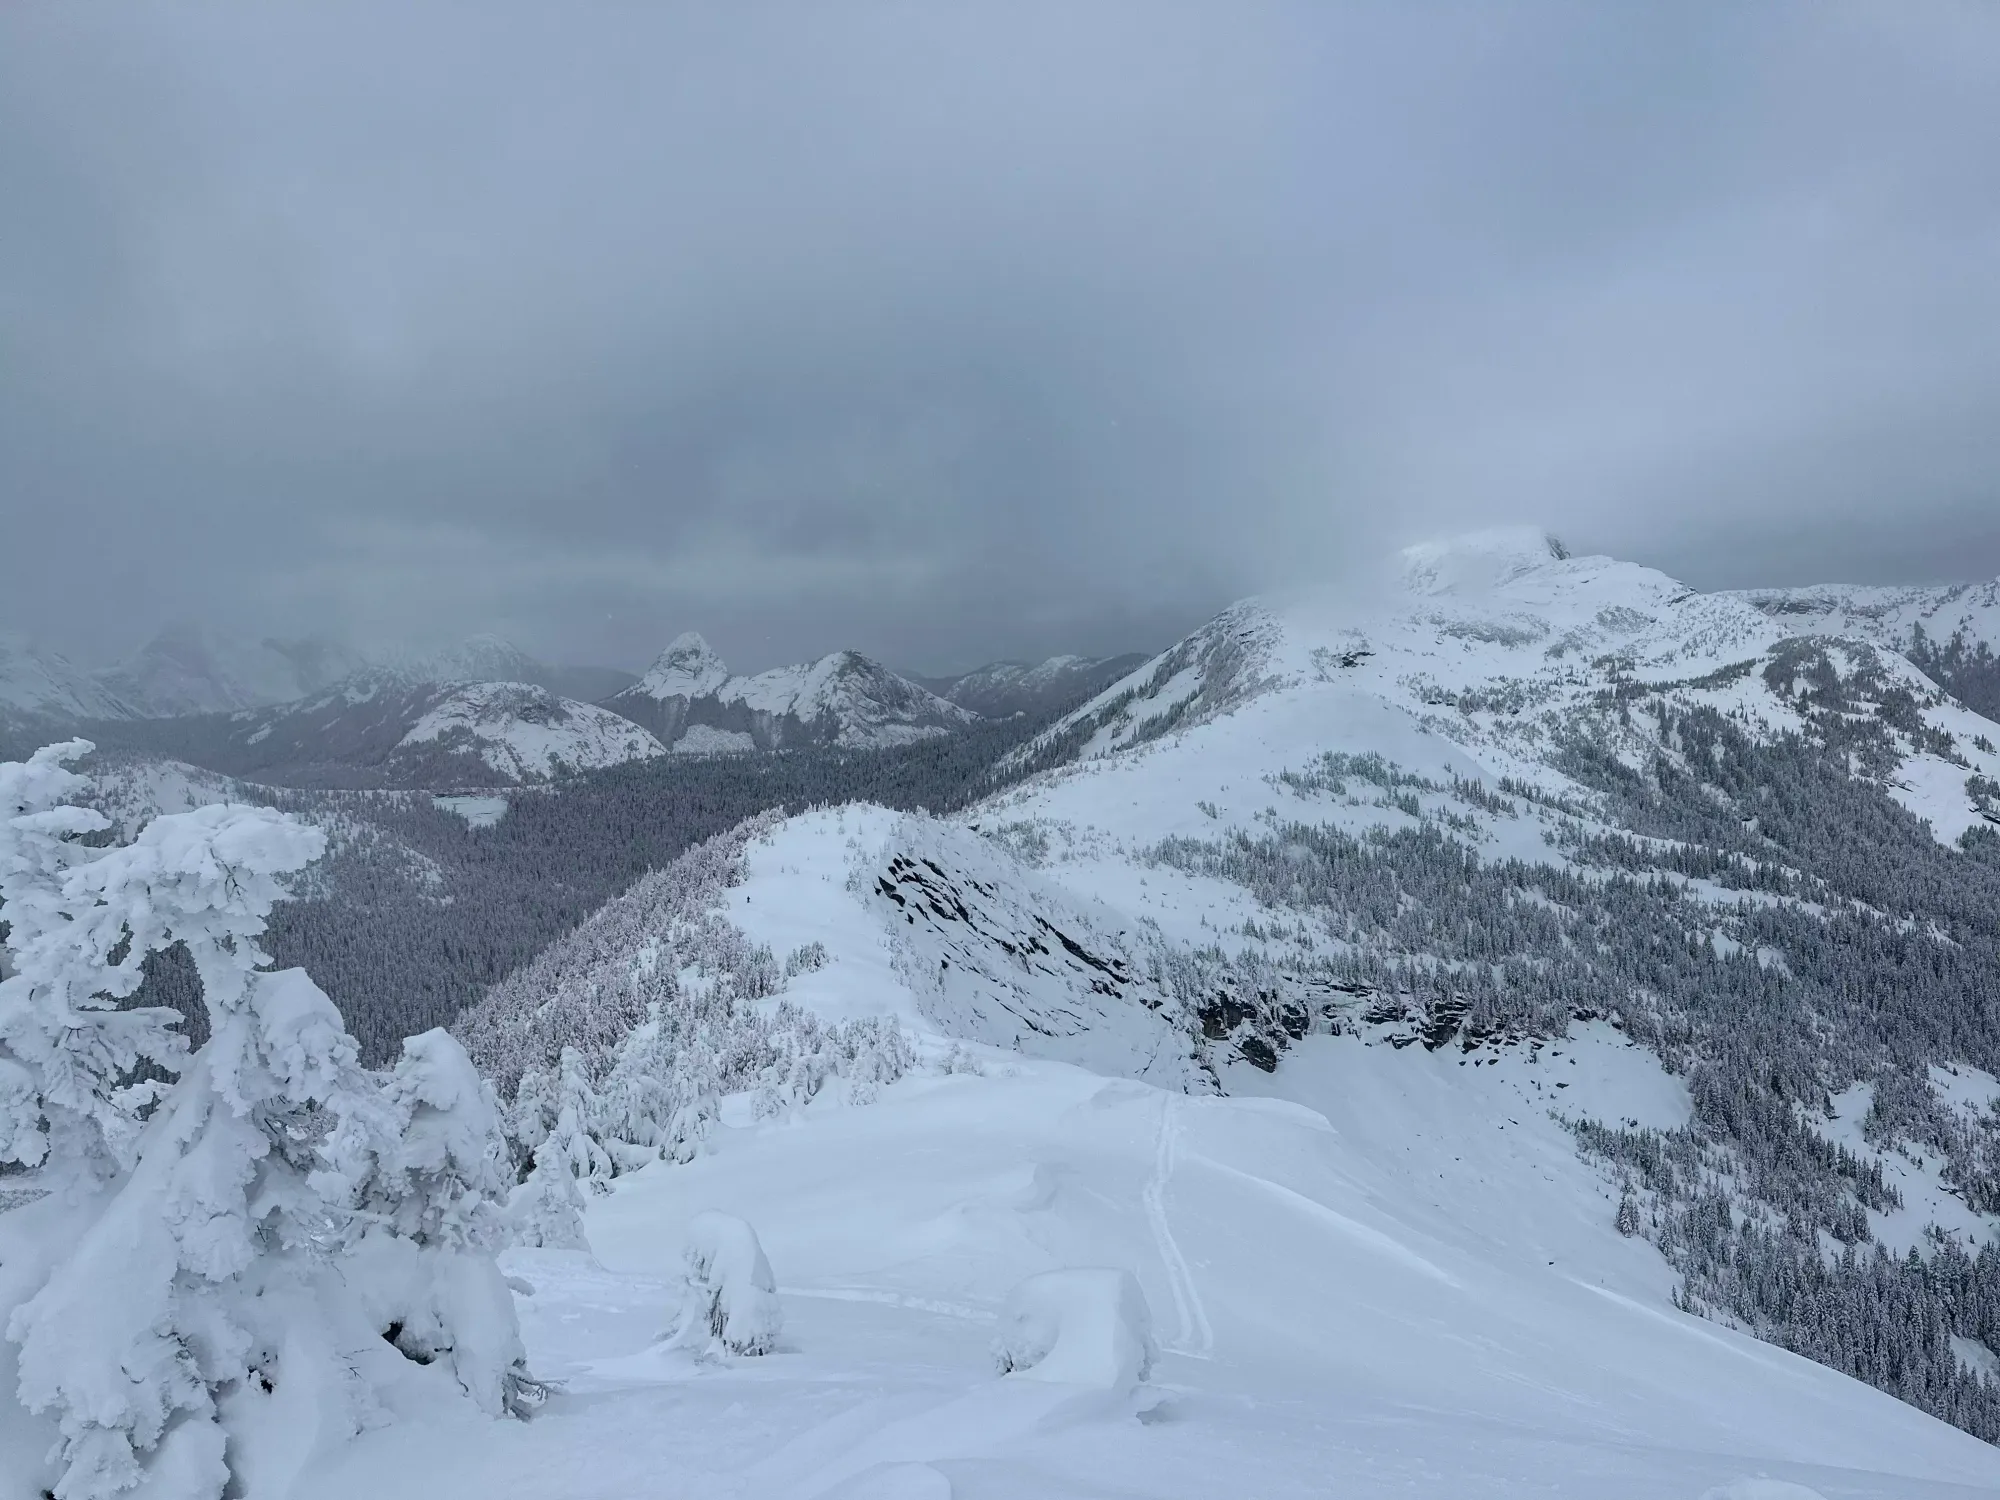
[4,4,1996,674]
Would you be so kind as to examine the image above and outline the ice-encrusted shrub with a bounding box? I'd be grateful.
[661,1211,783,1357]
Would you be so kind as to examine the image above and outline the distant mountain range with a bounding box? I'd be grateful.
[0,623,641,730]
[602,632,975,754]
[913,652,1148,719]
[1,619,1148,788]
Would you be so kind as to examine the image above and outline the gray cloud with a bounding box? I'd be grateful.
[3,3,1996,674]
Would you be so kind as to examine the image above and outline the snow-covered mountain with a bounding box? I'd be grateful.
[16,531,2000,1497]
[606,632,977,752]
[403,525,2000,1493]
[915,651,1150,719]
[52,624,636,726]
[0,634,132,727]
[1007,526,1994,811]
[398,681,665,782]
[110,671,663,787]
[1731,577,2000,652]
[93,621,367,718]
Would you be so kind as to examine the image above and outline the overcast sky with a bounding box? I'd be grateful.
[3,4,1996,675]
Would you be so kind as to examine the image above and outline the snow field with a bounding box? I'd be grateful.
[286,1044,1999,1500]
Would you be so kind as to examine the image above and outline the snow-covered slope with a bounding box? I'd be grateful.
[0,634,130,726]
[1005,526,2000,819]
[398,681,665,781]
[607,633,978,751]
[917,652,1151,719]
[1732,577,2000,653]
[22,531,2000,1494]
[278,1060,1999,1499]
[406,525,2000,1491]
[289,792,1999,1499]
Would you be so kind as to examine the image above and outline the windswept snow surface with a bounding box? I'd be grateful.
[288,1048,1998,1500]
[287,781,1997,1499]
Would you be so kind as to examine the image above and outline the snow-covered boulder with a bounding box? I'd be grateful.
[663,1211,783,1356]
[992,1268,1156,1392]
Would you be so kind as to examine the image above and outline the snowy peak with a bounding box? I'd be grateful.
[633,631,731,700]
[608,638,976,752]
[132,674,665,787]
[1006,538,1837,775]
[719,650,978,749]
[81,626,630,724]
[0,634,131,725]
[1002,601,1285,770]
[1397,526,1573,597]
[397,681,665,782]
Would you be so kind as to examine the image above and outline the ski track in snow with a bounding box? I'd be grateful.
[1145,1094,1214,1360]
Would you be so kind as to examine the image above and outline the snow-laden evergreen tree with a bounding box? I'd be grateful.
[549,1045,613,1189]
[507,1136,590,1251]
[596,1009,718,1170]
[321,1029,542,1418]
[0,743,532,1500]
[1615,1189,1643,1238]
[507,1065,556,1175]
[0,741,192,1183]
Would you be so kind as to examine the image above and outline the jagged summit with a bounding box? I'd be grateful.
[608,635,974,751]
[633,631,731,700]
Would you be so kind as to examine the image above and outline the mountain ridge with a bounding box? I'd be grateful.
[605,633,977,752]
